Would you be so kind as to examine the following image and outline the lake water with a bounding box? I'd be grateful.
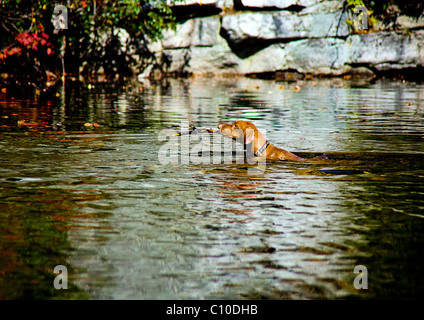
[1,76,423,299]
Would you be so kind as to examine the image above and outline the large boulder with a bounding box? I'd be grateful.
[238,37,349,75]
[160,16,223,49]
[281,38,349,75]
[220,10,350,57]
[152,16,241,75]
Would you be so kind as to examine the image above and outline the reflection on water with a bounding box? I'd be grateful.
[0,77,424,299]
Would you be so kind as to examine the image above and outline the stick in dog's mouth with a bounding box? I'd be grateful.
[167,127,218,136]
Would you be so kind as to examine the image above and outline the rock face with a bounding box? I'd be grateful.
[220,10,350,58]
[143,0,424,78]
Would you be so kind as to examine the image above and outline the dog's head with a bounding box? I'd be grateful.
[217,120,258,145]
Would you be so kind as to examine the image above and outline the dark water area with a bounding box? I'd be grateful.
[0,77,423,299]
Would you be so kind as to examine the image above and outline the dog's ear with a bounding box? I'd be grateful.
[244,127,256,145]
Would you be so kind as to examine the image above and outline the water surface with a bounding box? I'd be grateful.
[1,77,423,299]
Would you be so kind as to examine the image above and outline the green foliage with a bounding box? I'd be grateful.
[345,0,424,31]
[346,0,365,8]
[0,0,183,82]
[73,0,180,75]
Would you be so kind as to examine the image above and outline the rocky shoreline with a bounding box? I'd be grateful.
[140,0,424,79]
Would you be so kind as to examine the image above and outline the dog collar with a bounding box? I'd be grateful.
[254,140,270,157]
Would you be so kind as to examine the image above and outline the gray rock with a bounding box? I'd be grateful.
[154,17,241,75]
[190,44,240,74]
[347,31,424,71]
[396,15,424,30]
[158,45,240,75]
[300,0,345,14]
[221,10,351,49]
[139,0,424,78]
[160,48,192,74]
[168,0,234,11]
[238,44,288,74]
[160,16,223,49]
[284,38,349,75]
[217,0,234,10]
[238,38,349,75]
[238,0,319,9]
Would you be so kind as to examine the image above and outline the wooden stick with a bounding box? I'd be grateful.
[167,127,218,136]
